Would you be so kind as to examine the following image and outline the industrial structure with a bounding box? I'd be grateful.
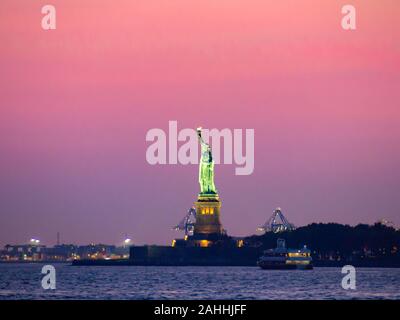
[257,207,295,233]
[173,207,196,237]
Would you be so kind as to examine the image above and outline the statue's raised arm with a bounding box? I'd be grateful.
[197,127,208,149]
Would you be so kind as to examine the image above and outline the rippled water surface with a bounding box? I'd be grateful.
[0,263,399,300]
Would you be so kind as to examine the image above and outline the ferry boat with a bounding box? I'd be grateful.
[257,239,313,270]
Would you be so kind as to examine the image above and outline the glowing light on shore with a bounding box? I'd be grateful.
[123,238,132,247]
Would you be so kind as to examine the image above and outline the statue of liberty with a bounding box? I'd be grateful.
[197,127,217,195]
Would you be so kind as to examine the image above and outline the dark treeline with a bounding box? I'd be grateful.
[245,223,400,266]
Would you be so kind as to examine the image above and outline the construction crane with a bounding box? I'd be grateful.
[257,207,295,233]
[173,207,196,236]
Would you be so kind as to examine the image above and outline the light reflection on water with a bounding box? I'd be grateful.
[0,263,399,300]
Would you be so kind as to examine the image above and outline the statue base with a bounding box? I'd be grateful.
[193,193,223,237]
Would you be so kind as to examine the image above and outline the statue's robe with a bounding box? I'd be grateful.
[199,144,217,194]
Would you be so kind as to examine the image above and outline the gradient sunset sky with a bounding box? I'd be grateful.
[0,0,399,246]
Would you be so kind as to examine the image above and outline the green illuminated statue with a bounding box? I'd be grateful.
[197,127,217,195]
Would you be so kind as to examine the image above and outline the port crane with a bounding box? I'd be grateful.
[173,207,196,236]
[257,207,295,233]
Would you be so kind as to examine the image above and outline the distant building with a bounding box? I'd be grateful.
[0,243,129,262]
[1,244,46,261]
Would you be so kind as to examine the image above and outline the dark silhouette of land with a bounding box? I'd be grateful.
[245,222,400,267]
[70,222,400,267]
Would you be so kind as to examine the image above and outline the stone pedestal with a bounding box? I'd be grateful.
[194,194,222,235]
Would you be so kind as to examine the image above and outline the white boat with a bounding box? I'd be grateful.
[257,239,313,270]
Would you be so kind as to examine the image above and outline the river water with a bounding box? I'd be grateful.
[0,263,399,300]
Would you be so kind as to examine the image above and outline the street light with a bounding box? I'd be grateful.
[30,238,40,245]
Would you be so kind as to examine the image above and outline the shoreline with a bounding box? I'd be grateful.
[3,260,399,268]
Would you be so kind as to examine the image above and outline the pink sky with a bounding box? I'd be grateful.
[0,1,399,246]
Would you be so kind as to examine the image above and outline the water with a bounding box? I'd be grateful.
[0,263,399,300]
